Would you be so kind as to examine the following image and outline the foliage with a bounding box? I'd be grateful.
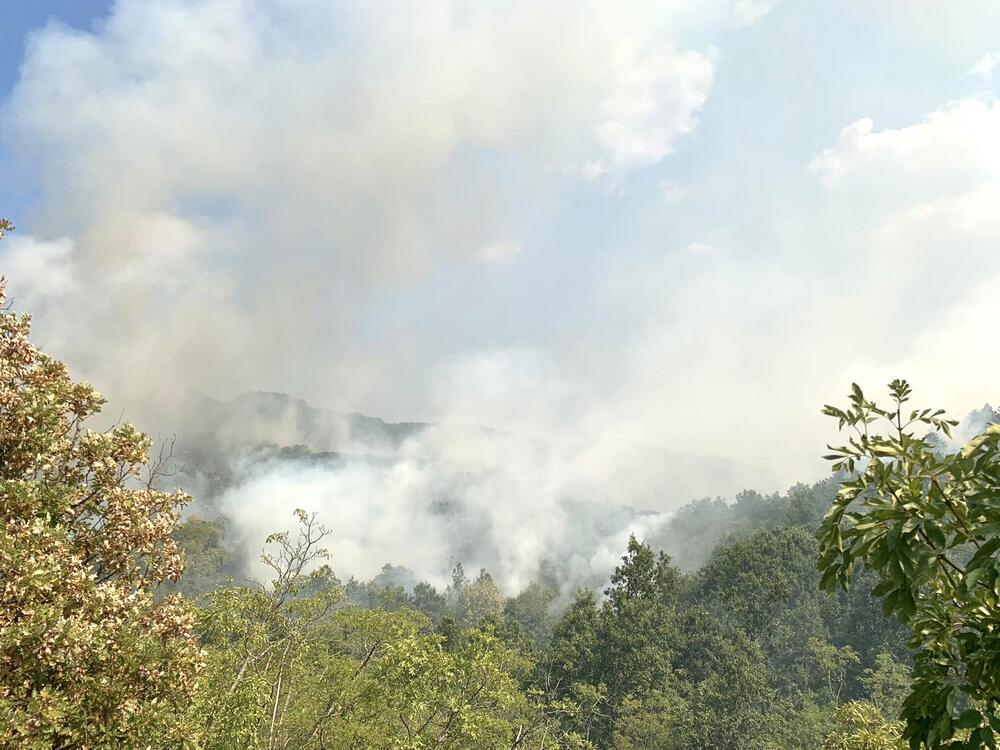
[665,608,775,749]
[694,526,819,637]
[809,638,861,706]
[819,381,1000,748]
[164,515,244,599]
[193,511,589,749]
[648,479,840,571]
[861,653,911,719]
[594,536,679,738]
[412,580,449,623]
[457,568,505,627]
[0,260,202,747]
[536,589,601,709]
[823,702,907,750]
[611,688,686,750]
[193,510,343,749]
[505,581,558,649]
[539,536,780,749]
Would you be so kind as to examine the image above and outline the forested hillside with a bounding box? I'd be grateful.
[166,475,910,749]
[173,390,773,517]
[155,388,776,599]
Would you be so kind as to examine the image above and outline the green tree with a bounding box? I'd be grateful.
[669,608,775,749]
[572,536,682,746]
[611,688,688,750]
[823,702,907,750]
[693,522,905,709]
[537,590,603,742]
[604,534,680,614]
[165,515,243,598]
[458,568,505,627]
[861,653,911,719]
[809,638,861,706]
[539,590,599,688]
[611,609,775,750]
[505,581,558,649]
[193,510,344,749]
[412,581,448,623]
[819,380,1000,748]
[194,512,584,749]
[359,627,544,749]
[693,526,821,637]
[0,260,202,747]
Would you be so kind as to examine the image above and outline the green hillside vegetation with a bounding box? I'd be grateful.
[163,479,909,749]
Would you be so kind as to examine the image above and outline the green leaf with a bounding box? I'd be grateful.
[926,524,947,549]
[956,709,982,729]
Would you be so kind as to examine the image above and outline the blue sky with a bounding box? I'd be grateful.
[0,2,112,219]
[2,1,1000,486]
[0,3,111,95]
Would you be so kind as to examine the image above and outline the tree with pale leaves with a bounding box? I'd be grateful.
[0,220,203,748]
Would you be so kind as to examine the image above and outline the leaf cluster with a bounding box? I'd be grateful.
[819,381,1000,749]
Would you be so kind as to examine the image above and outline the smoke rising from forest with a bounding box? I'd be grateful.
[4,0,1000,588]
[180,384,769,592]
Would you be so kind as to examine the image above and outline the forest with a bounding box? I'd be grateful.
[3,208,1000,749]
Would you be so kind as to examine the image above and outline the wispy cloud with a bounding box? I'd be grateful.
[733,0,776,27]
[970,51,1000,80]
[477,240,523,264]
[596,46,715,171]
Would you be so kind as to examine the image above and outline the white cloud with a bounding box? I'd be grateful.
[477,240,523,264]
[787,95,1000,471]
[807,117,875,184]
[196,6,1000,585]
[2,235,77,301]
[678,240,712,254]
[526,95,1000,482]
[579,160,608,180]
[596,46,715,170]
[659,179,689,204]
[809,99,1000,187]
[970,51,1000,80]
[733,0,775,27]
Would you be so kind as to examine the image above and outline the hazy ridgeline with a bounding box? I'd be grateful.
[166,390,780,594]
[167,389,999,600]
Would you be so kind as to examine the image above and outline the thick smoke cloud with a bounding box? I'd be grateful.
[1,0,719,424]
[216,436,674,593]
[181,359,770,590]
[0,0,733,584]
[4,1,1000,586]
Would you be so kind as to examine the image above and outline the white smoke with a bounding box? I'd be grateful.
[5,1,1000,591]
[207,349,766,591]
[218,443,673,593]
[1,0,720,427]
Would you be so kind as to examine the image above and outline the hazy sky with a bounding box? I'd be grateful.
[2,0,1000,487]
